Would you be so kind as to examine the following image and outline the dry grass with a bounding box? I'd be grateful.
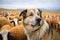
[53,29,60,40]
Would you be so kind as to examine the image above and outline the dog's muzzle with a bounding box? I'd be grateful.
[36,18,41,25]
[31,18,41,26]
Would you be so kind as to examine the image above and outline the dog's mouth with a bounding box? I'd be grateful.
[31,19,41,27]
[31,23,40,27]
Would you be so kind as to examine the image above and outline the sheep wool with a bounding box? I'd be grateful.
[0,17,13,27]
[1,25,12,31]
[9,25,27,40]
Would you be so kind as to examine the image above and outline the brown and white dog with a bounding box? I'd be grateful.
[20,8,53,40]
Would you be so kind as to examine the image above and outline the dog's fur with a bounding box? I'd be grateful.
[20,8,53,40]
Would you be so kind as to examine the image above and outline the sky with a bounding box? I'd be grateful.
[0,0,60,10]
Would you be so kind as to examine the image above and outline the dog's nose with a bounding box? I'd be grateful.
[36,18,41,23]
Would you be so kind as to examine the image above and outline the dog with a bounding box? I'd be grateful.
[20,8,53,40]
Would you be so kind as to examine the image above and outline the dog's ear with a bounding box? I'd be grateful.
[20,9,27,19]
[38,9,42,17]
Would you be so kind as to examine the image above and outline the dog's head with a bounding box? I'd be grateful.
[20,9,43,27]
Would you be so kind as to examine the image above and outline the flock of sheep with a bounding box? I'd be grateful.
[0,10,60,40]
[0,11,27,40]
[42,13,60,33]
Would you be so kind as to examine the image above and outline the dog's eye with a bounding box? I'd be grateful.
[29,13,33,16]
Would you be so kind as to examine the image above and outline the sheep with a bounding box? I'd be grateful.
[9,25,27,40]
[6,13,22,26]
[56,18,60,33]
[55,18,60,32]
[42,13,46,19]
[45,15,51,24]
[6,12,22,24]
[0,24,27,40]
[0,25,12,31]
[0,17,13,29]
[10,16,23,26]
[7,13,20,20]
[49,15,60,32]
[0,11,8,17]
[0,16,23,31]
[0,17,22,31]
[0,17,27,40]
[58,22,60,33]
[6,13,11,20]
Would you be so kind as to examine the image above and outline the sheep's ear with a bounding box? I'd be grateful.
[8,32,15,40]
[19,9,27,19]
[38,9,42,18]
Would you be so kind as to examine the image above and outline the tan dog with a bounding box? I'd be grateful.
[20,8,53,40]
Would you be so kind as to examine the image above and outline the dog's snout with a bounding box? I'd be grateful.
[36,18,41,25]
[36,18,41,22]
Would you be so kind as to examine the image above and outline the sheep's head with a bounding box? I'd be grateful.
[10,18,19,26]
[0,30,15,40]
[10,17,22,26]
